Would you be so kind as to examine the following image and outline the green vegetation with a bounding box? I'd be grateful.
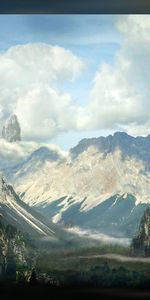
[35,249,150,287]
[0,216,37,284]
[1,209,150,288]
[32,242,150,288]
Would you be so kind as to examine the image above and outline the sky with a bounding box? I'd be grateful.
[0,15,150,150]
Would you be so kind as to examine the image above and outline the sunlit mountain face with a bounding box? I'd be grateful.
[1,130,150,238]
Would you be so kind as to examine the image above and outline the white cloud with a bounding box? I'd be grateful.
[67,226,131,246]
[1,17,150,142]
[0,140,38,168]
[78,15,150,136]
[0,43,85,86]
[0,139,68,169]
[14,85,79,141]
[0,43,85,141]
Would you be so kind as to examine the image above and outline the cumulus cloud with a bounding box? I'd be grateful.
[0,43,85,140]
[14,85,79,141]
[0,43,85,87]
[78,15,150,135]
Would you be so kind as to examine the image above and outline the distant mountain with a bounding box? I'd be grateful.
[70,131,150,164]
[5,146,63,180]
[4,132,150,238]
[28,146,61,162]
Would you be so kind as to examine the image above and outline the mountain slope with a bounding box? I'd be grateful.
[0,175,70,241]
[36,194,150,237]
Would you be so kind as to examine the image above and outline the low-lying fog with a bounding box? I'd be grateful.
[67,226,131,247]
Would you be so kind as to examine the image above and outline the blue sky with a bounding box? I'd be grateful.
[0,15,121,86]
[0,15,121,48]
[1,15,140,149]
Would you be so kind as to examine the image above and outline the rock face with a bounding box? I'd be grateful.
[131,208,150,256]
[2,114,21,142]
[0,213,36,282]
[70,131,150,164]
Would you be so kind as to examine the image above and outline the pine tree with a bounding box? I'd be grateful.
[29,268,37,285]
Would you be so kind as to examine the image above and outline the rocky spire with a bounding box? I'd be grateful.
[2,115,21,142]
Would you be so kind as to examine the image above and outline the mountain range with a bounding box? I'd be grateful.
[3,131,150,238]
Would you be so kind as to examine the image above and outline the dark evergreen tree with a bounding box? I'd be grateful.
[5,243,16,282]
[29,268,37,285]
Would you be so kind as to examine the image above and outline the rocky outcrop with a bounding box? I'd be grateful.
[0,214,36,282]
[131,208,150,256]
[2,114,21,142]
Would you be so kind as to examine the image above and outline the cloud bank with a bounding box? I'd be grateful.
[80,15,150,135]
[0,43,85,141]
[0,139,68,169]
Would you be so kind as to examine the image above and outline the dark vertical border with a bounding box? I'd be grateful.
[0,0,150,14]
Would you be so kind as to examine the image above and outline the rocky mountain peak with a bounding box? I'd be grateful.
[2,114,21,142]
[70,132,133,159]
